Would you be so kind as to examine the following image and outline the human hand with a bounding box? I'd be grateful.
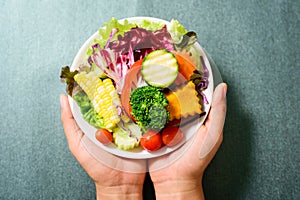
[60,94,146,200]
[148,83,227,200]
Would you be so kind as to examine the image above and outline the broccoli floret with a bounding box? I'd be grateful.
[130,86,169,131]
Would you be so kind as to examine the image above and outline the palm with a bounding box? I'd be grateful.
[75,135,146,187]
[148,126,210,184]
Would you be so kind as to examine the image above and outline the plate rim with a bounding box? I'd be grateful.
[68,17,214,159]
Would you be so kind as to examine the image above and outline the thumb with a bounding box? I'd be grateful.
[60,94,83,154]
[198,83,227,159]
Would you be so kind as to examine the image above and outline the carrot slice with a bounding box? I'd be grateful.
[130,59,143,69]
[173,51,197,81]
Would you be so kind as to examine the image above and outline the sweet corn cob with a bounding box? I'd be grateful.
[74,71,121,129]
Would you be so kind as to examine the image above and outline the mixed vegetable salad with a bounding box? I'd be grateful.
[60,17,209,152]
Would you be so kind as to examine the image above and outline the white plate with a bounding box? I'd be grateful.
[69,17,214,159]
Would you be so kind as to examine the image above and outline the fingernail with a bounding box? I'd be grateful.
[60,94,65,109]
[223,83,227,93]
[215,83,227,101]
[222,83,227,99]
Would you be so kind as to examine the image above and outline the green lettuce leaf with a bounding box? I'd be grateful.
[94,18,136,49]
[169,19,188,43]
[73,91,105,129]
[136,20,165,32]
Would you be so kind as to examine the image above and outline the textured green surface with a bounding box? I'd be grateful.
[0,0,299,199]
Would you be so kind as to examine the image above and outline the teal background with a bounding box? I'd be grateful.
[0,0,299,199]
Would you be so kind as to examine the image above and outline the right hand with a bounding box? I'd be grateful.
[60,94,146,200]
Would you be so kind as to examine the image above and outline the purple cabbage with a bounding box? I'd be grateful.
[89,26,175,93]
[194,56,209,104]
[108,26,174,56]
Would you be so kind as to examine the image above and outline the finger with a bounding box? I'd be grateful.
[60,94,83,154]
[198,83,227,159]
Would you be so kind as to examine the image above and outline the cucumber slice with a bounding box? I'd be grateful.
[142,50,178,87]
[113,123,142,150]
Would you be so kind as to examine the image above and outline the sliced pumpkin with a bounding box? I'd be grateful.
[165,81,202,121]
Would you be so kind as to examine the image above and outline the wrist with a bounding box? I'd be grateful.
[95,183,143,200]
[153,177,204,200]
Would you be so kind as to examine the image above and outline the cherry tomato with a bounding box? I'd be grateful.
[162,126,184,147]
[95,129,113,145]
[140,130,163,152]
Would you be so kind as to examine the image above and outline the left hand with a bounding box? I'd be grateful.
[148,83,227,200]
[60,94,146,200]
